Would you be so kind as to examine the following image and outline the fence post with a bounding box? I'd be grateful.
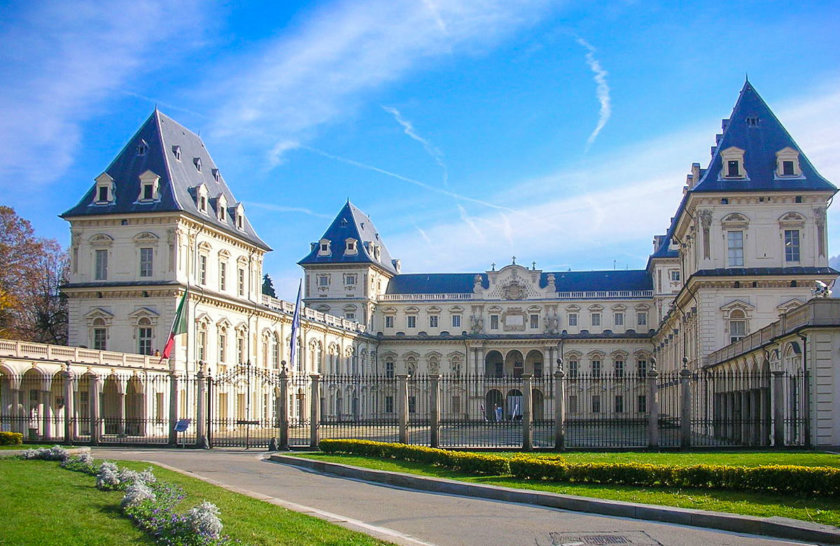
[647,364,660,448]
[554,365,565,451]
[63,363,75,444]
[195,363,208,449]
[309,374,321,448]
[90,373,101,446]
[168,371,180,446]
[680,366,691,449]
[522,374,533,451]
[397,374,408,444]
[429,374,440,448]
[277,366,289,450]
[772,370,785,447]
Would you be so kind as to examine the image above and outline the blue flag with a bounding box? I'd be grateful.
[289,279,302,370]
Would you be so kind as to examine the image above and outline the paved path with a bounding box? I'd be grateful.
[94,448,809,546]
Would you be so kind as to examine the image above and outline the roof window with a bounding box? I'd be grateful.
[137,140,148,156]
[194,157,202,172]
[212,168,220,181]
[94,173,114,205]
[172,145,181,160]
[775,147,801,178]
[720,146,746,179]
[746,116,759,127]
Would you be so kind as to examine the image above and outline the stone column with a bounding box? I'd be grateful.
[397,374,408,444]
[522,374,533,451]
[116,390,126,437]
[90,374,102,445]
[772,370,785,447]
[679,367,691,449]
[553,366,565,450]
[63,364,75,443]
[277,367,289,450]
[10,385,22,434]
[168,372,180,446]
[429,374,440,448]
[40,388,52,441]
[647,366,660,448]
[195,364,208,448]
[310,374,321,448]
[760,385,770,447]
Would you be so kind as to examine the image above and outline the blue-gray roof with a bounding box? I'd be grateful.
[299,201,398,274]
[692,81,836,194]
[62,110,270,250]
[386,270,651,295]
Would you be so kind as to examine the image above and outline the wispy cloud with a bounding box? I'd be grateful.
[576,37,611,151]
[209,0,552,163]
[0,1,205,189]
[243,202,332,219]
[382,105,449,186]
[268,140,301,167]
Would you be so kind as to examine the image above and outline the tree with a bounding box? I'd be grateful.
[0,207,68,343]
[262,274,277,298]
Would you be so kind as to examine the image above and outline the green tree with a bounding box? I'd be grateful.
[0,207,68,343]
[262,274,277,298]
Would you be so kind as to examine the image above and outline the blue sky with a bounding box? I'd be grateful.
[1,1,839,300]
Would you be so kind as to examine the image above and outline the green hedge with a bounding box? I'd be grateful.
[509,456,840,497]
[319,440,509,475]
[0,432,23,446]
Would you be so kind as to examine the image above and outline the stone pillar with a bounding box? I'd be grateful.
[90,374,101,445]
[760,386,770,446]
[310,374,321,448]
[772,370,785,447]
[522,374,533,451]
[740,390,750,446]
[40,389,52,441]
[10,386,22,434]
[195,364,208,448]
[397,374,408,444]
[429,374,440,448]
[647,366,660,448]
[554,366,565,451]
[63,365,75,443]
[679,367,691,449]
[116,391,126,436]
[277,367,290,450]
[168,372,180,446]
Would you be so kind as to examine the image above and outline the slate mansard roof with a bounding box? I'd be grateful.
[299,201,398,274]
[62,110,271,250]
[385,270,652,295]
[692,81,835,194]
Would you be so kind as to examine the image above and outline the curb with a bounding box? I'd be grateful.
[270,454,840,545]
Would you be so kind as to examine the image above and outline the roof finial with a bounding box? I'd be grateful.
[745,72,749,83]
[512,256,516,265]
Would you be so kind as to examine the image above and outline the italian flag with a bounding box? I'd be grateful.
[160,288,188,363]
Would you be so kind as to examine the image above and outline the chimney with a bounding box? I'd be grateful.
[721,118,730,131]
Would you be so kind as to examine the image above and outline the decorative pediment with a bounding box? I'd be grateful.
[84,307,113,326]
[427,306,441,314]
[611,304,626,311]
[405,306,419,314]
[89,233,114,247]
[502,280,527,300]
[216,318,231,329]
[778,211,805,227]
[192,312,211,326]
[382,306,397,315]
[448,306,464,313]
[527,305,542,313]
[133,232,159,244]
[587,304,603,312]
[721,213,749,228]
[777,298,805,315]
[565,304,581,312]
[487,305,503,313]
[197,241,212,252]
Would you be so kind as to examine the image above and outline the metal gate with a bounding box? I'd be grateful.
[208,364,279,448]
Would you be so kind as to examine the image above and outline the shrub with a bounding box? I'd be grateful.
[121,481,156,509]
[0,431,23,445]
[22,445,68,461]
[62,452,96,474]
[96,461,121,490]
[185,501,224,540]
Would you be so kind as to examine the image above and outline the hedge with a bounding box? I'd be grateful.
[318,440,839,497]
[319,440,509,475]
[509,456,840,497]
[0,432,23,446]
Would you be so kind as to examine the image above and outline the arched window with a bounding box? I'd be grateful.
[92,318,107,351]
[138,318,153,356]
[729,310,747,343]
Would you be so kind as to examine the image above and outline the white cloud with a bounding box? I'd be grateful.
[243,202,333,219]
[0,1,205,188]
[576,37,611,151]
[382,105,449,185]
[209,0,553,161]
[268,140,301,167]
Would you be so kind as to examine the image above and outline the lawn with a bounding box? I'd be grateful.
[1,456,390,545]
[289,451,840,528]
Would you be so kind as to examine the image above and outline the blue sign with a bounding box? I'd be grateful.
[174,419,191,432]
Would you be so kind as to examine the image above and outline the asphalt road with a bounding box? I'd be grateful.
[93,448,809,546]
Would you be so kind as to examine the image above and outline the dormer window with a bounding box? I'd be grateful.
[136,140,148,156]
[235,203,245,230]
[196,184,208,213]
[345,238,358,255]
[172,145,181,160]
[94,173,114,204]
[746,116,759,127]
[193,157,202,172]
[775,147,801,177]
[98,186,109,202]
[137,170,159,202]
[212,168,220,181]
[318,239,331,256]
[720,146,746,179]
[217,194,227,222]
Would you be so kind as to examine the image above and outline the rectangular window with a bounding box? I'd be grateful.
[385,395,394,413]
[317,275,329,287]
[592,395,601,413]
[429,315,438,328]
[139,248,153,277]
[138,327,152,355]
[530,314,539,329]
[783,160,795,176]
[345,274,356,285]
[143,184,153,200]
[219,334,226,363]
[591,360,601,378]
[98,186,109,202]
[95,249,108,280]
[197,329,206,361]
[238,268,245,296]
[637,360,647,377]
[614,360,624,378]
[591,313,601,327]
[490,315,499,330]
[785,229,800,262]
[615,395,624,413]
[727,160,740,177]
[727,231,744,267]
[199,255,207,285]
[385,361,394,378]
[93,328,106,350]
[638,395,647,413]
[569,396,578,414]
[569,360,578,378]
[637,312,647,326]
[345,312,355,320]
[730,320,746,343]
[451,315,461,328]
[670,270,680,281]
[614,312,624,326]
[385,316,394,328]
[219,262,226,290]
[407,316,416,328]
[568,313,578,326]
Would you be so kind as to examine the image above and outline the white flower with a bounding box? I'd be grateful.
[96,461,121,489]
[185,501,223,538]
[121,481,156,509]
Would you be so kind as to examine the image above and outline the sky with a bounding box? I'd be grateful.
[1,0,839,301]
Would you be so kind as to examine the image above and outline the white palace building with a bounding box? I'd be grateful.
[3,81,840,448]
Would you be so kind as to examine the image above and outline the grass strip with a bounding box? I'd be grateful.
[290,452,840,528]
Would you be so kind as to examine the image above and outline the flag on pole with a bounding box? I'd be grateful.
[289,280,302,370]
[160,288,188,363]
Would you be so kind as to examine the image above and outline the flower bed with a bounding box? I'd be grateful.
[0,431,23,445]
